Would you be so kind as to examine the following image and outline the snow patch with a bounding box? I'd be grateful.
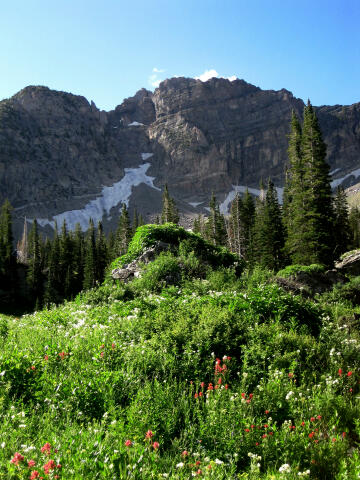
[128,121,144,126]
[34,162,160,231]
[141,153,153,161]
[189,202,203,208]
[331,168,360,189]
[220,185,284,214]
[330,168,341,176]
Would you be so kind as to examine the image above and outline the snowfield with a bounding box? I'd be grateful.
[34,160,160,231]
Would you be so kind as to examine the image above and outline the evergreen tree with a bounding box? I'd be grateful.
[132,207,139,234]
[349,207,360,249]
[95,221,108,283]
[301,100,334,264]
[44,223,61,306]
[72,223,84,293]
[262,179,285,270]
[16,218,28,264]
[59,220,72,298]
[205,193,227,246]
[161,184,180,224]
[284,103,334,266]
[333,187,350,257]
[115,204,132,257]
[240,189,256,260]
[228,193,243,257]
[193,214,206,236]
[251,182,266,266]
[27,219,43,303]
[83,219,97,290]
[107,230,115,261]
[283,111,307,262]
[0,200,16,288]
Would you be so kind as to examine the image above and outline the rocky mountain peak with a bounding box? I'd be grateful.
[0,78,359,240]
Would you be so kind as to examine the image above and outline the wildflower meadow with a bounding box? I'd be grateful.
[0,252,359,478]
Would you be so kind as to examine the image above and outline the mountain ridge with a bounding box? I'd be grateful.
[0,77,359,238]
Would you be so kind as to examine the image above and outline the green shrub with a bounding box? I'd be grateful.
[276,264,326,278]
[132,252,182,293]
[320,276,360,306]
[109,223,241,272]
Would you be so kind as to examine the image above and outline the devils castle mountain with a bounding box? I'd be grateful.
[0,77,359,237]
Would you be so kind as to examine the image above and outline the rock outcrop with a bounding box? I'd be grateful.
[0,78,359,238]
[335,250,360,276]
[111,241,170,283]
[276,269,348,297]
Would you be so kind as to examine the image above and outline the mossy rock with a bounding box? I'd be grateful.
[109,223,242,273]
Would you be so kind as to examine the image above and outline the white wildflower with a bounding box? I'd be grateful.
[286,391,294,400]
[279,464,291,473]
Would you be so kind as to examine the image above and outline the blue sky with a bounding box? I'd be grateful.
[1,0,359,110]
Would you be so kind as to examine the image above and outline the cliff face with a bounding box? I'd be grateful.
[0,78,359,237]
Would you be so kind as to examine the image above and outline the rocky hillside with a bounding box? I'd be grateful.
[0,78,359,238]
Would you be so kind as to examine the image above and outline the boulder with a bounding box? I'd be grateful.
[275,269,348,297]
[111,241,171,283]
[335,250,360,276]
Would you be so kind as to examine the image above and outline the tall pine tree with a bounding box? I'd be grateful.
[115,204,132,257]
[205,193,227,246]
[161,185,180,224]
[95,221,108,283]
[284,103,334,266]
[333,187,350,257]
[349,207,360,249]
[27,219,43,305]
[0,200,16,288]
[83,219,97,290]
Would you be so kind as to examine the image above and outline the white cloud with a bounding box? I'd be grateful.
[195,70,237,82]
[149,68,165,88]
[196,69,219,82]
[149,73,161,87]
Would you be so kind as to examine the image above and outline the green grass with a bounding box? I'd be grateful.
[0,258,359,478]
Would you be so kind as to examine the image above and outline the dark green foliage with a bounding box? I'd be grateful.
[27,219,43,301]
[333,187,351,258]
[192,214,207,236]
[83,219,97,290]
[241,189,256,259]
[114,203,132,257]
[284,105,334,266]
[227,193,243,257]
[0,200,16,289]
[59,220,73,297]
[349,207,360,249]
[205,193,227,246]
[43,223,61,306]
[161,184,179,224]
[252,179,285,270]
[132,207,139,234]
[72,222,85,293]
[95,221,108,284]
[321,275,360,306]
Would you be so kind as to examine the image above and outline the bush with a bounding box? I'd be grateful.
[109,223,241,272]
[132,252,182,293]
[277,264,326,278]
